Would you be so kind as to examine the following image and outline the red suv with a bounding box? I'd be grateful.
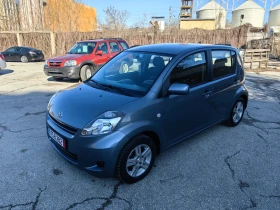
[44,38,129,81]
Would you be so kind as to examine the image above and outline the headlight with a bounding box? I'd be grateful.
[45,59,48,65]
[81,111,124,136]
[64,60,77,66]
[29,51,37,55]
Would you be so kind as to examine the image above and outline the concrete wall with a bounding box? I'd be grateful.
[180,19,216,30]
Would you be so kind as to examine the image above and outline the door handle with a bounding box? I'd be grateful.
[203,90,212,98]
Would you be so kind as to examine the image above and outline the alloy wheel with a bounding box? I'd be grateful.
[233,101,244,123]
[126,144,152,178]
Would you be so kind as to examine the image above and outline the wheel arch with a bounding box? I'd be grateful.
[79,61,97,75]
[239,94,248,109]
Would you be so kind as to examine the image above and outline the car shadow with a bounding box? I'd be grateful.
[0,69,14,75]
[47,77,81,83]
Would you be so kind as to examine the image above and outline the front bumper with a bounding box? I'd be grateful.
[46,114,128,178]
[44,65,80,79]
[30,54,44,61]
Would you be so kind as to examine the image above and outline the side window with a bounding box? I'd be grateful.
[120,41,129,50]
[15,47,21,52]
[170,52,207,87]
[20,48,29,53]
[97,42,108,54]
[109,42,120,53]
[6,47,16,52]
[211,50,236,79]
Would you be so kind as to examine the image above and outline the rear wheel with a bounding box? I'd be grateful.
[227,98,245,127]
[53,76,63,81]
[115,135,156,184]
[21,55,28,63]
[80,65,96,81]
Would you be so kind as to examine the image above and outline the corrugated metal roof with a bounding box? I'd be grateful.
[197,0,226,11]
[234,0,264,10]
[271,4,280,10]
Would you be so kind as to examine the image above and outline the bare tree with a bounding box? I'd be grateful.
[134,13,148,29]
[102,6,130,31]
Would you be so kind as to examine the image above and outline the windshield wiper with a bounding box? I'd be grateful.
[87,80,134,97]
[86,80,108,90]
[99,82,135,96]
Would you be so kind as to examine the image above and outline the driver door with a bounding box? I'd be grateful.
[163,51,216,146]
[94,42,109,69]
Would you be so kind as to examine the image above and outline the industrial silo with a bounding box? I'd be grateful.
[231,0,265,28]
[268,4,280,27]
[196,0,227,29]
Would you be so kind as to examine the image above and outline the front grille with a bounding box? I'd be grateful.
[49,62,62,67]
[49,114,78,135]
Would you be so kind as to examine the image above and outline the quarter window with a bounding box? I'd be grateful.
[211,50,236,79]
[120,42,129,50]
[170,52,207,87]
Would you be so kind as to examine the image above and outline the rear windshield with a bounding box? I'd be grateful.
[68,42,96,54]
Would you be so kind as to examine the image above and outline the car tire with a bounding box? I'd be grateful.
[115,134,156,184]
[53,76,63,81]
[81,65,96,81]
[119,60,129,74]
[21,55,28,63]
[227,98,245,127]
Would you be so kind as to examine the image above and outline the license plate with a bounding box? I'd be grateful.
[48,128,66,148]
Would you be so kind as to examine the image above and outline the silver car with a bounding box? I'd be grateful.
[0,53,6,70]
[46,44,248,183]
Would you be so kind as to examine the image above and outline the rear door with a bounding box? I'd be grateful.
[210,49,239,120]
[108,41,121,58]
[2,47,16,61]
[94,42,110,68]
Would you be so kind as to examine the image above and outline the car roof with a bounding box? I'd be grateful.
[126,43,235,55]
[80,38,125,43]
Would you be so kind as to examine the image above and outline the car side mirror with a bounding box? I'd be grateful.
[168,83,189,95]
[96,50,103,56]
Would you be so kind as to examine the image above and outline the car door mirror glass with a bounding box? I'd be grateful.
[96,50,103,56]
[168,83,189,95]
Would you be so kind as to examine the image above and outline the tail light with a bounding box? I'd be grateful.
[0,54,4,60]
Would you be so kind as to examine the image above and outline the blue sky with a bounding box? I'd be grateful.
[83,0,279,26]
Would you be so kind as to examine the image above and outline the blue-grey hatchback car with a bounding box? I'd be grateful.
[46,44,248,183]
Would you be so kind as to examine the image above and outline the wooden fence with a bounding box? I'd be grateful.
[243,49,270,69]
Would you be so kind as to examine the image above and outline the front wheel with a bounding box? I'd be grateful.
[115,135,156,184]
[81,65,96,81]
[227,98,245,127]
[21,55,28,63]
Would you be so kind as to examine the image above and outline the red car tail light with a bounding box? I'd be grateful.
[0,54,4,60]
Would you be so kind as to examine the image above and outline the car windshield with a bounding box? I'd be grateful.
[89,51,174,97]
[68,42,96,54]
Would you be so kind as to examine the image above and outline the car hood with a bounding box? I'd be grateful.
[49,54,85,61]
[48,83,137,129]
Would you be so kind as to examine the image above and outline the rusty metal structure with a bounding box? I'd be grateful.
[180,0,194,19]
